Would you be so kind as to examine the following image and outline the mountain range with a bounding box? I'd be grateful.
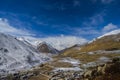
[0,29,120,80]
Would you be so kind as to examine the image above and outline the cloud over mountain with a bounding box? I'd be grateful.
[0,18,34,36]
[103,23,118,32]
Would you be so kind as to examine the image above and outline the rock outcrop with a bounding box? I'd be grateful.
[83,57,120,80]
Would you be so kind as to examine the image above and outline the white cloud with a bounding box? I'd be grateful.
[96,23,119,38]
[103,23,118,32]
[0,18,34,36]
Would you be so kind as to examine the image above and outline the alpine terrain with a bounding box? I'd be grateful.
[0,33,50,75]
[0,30,120,80]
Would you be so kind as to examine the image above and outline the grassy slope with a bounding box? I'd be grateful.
[80,39,120,52]
[61,48,120,63]
[60,34,120,63]
[80,34,120,52]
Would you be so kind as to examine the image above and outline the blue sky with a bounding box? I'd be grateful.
[0,0,120,40]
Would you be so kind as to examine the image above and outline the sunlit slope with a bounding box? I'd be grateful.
[80,33,120,52]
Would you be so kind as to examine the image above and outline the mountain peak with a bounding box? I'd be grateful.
[37,41,59,54]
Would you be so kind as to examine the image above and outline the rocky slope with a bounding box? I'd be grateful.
[0,33,50,74]
[82,57,120,80]
[37,42,59,54]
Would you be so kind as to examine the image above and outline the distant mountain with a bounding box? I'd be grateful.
[37,42,59,54]
[18,36,87,51]
[0,33,49,74]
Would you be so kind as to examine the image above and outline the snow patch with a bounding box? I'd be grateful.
[88,29,120,44]
[82,62,97,69]
[88,52,94,55]
[98,57,110,62]
[98,29,120,39]
[59,57,80,66]
[53,67,83,71]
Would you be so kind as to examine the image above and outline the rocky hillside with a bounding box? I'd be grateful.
[82,57,120,80]
[37,42,59,54]
[0,33,50,74]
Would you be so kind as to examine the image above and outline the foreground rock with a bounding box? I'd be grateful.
[83,57,120,80]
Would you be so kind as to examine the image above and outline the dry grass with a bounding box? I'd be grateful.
[60,35,120,63]
[50,61,73,67]
[60,47,120,63]
[39,65,53,71]
[80,38,120,52]
[29,74,49,80]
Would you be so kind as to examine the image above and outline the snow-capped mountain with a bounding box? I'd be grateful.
[0,33,50,74]
[37,42,59,54]
[18,37,59,54]
[17,36,88,51]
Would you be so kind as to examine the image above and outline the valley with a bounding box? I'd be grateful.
[0,30,120,80]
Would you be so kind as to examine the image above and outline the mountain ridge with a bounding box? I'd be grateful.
[0,32,50,74]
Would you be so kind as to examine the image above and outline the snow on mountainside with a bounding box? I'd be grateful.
[17,37,39,47]
[80,29,120,52]
[89,29,120,43]
[18,36,88,51]
[0,33,50,74]
[98,29,120,38]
